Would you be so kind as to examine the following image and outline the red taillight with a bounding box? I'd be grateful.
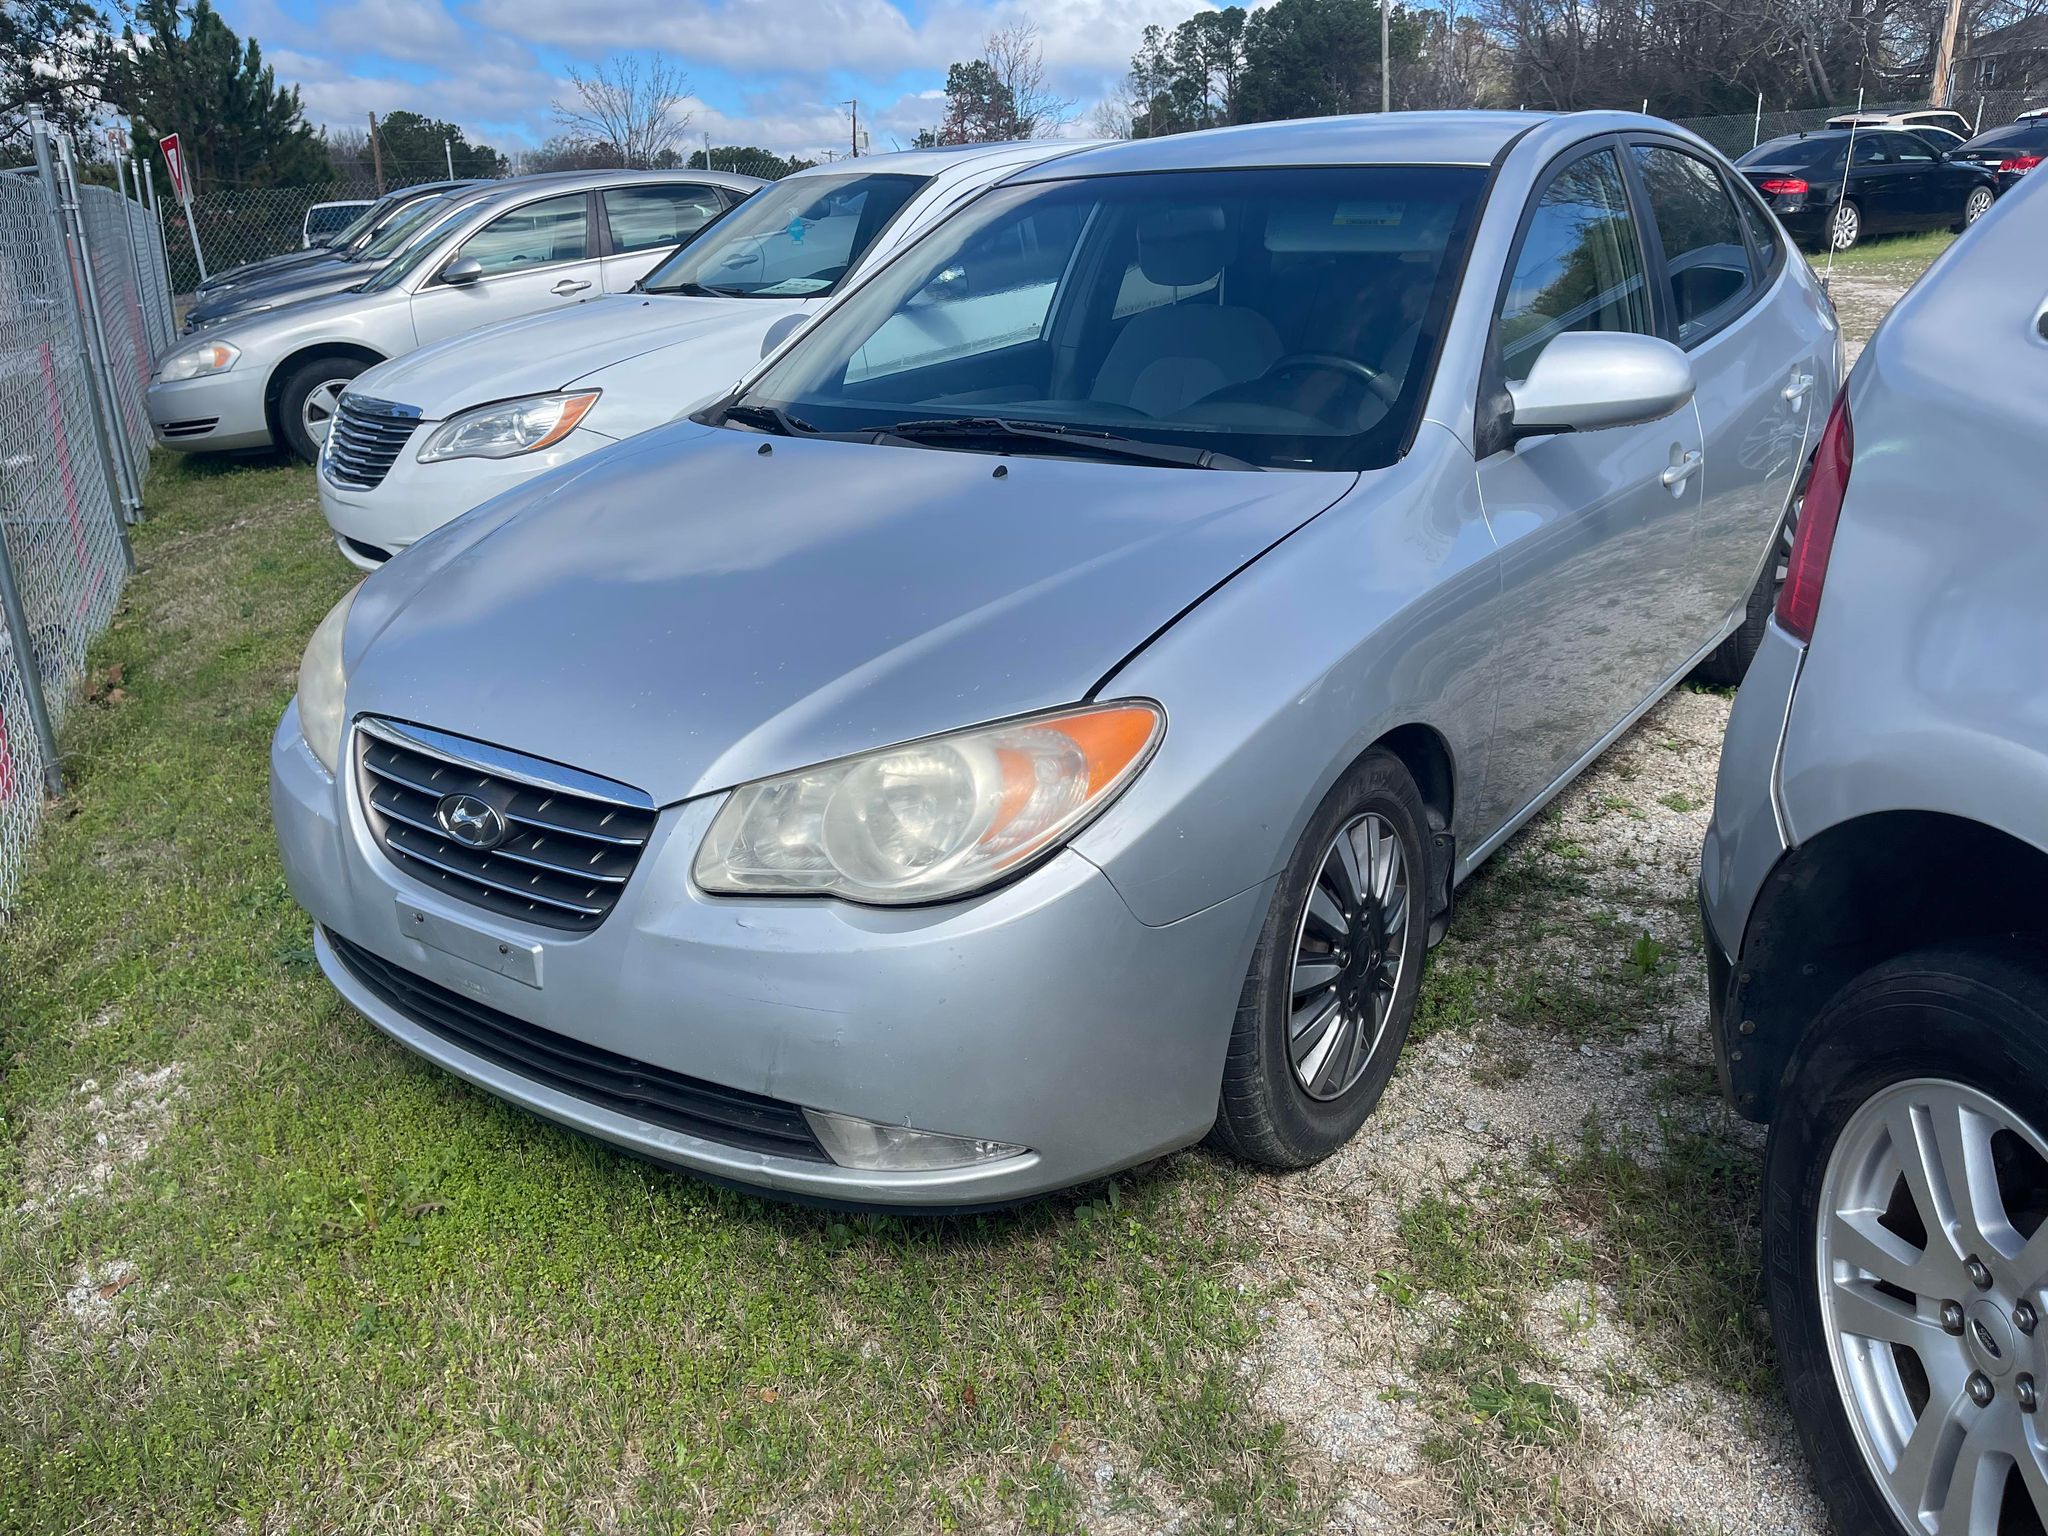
[1759,176,1810,196]
[1776,389,1853,643]
[1998,154,2042,174]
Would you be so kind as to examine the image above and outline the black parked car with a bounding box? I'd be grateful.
[1949,119,2048,199]
[1736,127,1997,251]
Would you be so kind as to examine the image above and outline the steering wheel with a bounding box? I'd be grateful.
[1265,352,1402,407]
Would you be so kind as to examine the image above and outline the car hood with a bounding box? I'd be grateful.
[345,423,1351,804]
[202,248,341,293]
[188,261,381,325]
[357,294,791,417]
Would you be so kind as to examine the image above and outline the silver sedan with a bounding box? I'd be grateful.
[274,110,1836,1207]
[147,168,763,461]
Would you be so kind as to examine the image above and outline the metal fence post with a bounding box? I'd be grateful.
[54,133,144,522]
[142,161,177,318]
[28,112,134,569]
[114,159,156,353]
[0,528,65,798]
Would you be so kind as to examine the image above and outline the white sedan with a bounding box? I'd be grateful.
[317,141,1095,571]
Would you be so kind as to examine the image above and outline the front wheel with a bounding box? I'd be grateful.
[1957,185,1996,232]
[1208,749,1430,1168]
[275,355,367,463]
[1830,199,1863,252]
[1765,943,2048,1534]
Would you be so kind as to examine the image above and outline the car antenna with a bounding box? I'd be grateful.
[1822,85,1865,297]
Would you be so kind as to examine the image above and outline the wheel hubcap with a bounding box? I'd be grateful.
[302,380,346,444]
[1834,206,1858,248]
[1817,1078,2048,1532]
[1969,190,1993,223]
[1286,812,1408,1101]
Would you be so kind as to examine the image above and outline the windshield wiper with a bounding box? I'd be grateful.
[643,280,742,298]
[719,403,821,437]
[877,416,1260,471]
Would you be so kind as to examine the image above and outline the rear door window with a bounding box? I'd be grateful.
[603,185,728,255]
[1631,145,1756,344]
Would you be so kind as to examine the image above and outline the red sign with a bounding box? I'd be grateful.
[159,133,187,201]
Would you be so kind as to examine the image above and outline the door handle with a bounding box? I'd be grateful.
[1661,449,1703,488]
[1782,372,1813,407]
[551,278,591,296]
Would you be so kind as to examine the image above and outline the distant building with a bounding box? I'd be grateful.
[1958,15,2048,96]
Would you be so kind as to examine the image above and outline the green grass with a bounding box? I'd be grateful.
[1806,226,1956,274]
[0,455,1308,1534]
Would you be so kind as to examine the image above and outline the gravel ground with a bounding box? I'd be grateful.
[1229,250,1932,1536]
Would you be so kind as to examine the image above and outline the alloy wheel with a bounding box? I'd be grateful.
[1966,187,1995,225]
[301,379,347,445]
[1817,1077,2048,1532]
[1832,203,1861,251]
[1286,812,1409,1102]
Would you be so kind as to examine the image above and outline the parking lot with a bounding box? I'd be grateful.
[1,234,1938,1534]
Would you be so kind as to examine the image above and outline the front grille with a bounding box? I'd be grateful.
[325,394,423,490]
[326,931,829,1161]
[355,719,657,933]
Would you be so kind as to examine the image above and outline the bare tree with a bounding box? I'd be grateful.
[1090,78,1141,138]
[983,23,1075,137]
[552,52,692,168]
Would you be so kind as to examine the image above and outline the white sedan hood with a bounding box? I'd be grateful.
[350,293,808,426]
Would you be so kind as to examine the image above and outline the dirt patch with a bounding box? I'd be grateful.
[13,1061,185,1218]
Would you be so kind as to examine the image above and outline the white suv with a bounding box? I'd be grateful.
[318,140,1096,571]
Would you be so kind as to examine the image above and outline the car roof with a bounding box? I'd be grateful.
[999,110,1580,181]
[454,168,765,214]
[781,140,1098,180]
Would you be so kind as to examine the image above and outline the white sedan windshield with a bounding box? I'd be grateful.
[641,172,925,298]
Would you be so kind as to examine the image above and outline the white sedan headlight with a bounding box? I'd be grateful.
[296,584,361,774]
[416,392,601,463]
[156,340,240,382]
[694,702,1163,905]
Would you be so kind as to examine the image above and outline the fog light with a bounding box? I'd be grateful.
[803,1108,1025,1172]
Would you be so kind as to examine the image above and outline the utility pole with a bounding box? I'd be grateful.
[1931,0,1965,108]
[444,131,455,179]
[846,99,858,158]
[705,130,713,171]
[368,111,385,194]
[1380,0,1391,111]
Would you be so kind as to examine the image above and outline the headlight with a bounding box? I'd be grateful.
[416,392,601,463]
[156,340,240,382]
[693,702,1163,905]
[296,584,361,774]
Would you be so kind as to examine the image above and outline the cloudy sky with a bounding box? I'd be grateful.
[216,0,1208,163]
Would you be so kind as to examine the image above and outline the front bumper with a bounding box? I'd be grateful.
[147,366,273,453]
[318,426,616,568]
[271,703,1266,1207]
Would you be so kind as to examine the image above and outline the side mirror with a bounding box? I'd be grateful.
[1507,332,1695,441]
[759,311,806,359]
[439,256,484,287]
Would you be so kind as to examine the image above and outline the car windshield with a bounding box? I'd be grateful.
[360,199,484,292]
[335,195,407,253]
[352,195,454,263]
[725,165,1484,473]
[639,171,925,298]
[1741,136,1848,171]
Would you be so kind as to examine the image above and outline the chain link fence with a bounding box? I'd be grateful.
[162,177,445,296]
[1674,91,2042,158]
[0,114,173,911]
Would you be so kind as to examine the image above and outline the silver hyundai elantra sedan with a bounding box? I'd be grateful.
[272,110,1837,1207]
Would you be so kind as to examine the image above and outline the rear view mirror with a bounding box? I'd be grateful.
[1508,332,1695,441]
[439,256,484,287]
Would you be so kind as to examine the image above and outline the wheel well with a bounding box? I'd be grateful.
[1375,721,1454,836]
[1733,811,2048,1120]
[263,344,384,432]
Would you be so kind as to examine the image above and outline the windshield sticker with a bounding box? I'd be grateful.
[786,215,807,245]
[1332,201,1405,227]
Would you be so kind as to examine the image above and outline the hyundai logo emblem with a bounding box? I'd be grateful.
[436,793,507,851]
[1974,1319,2005,1360]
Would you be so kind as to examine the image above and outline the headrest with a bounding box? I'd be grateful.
[1137,204,1235,288]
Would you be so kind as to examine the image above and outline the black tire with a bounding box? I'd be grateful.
[275,354,366,463]
[1691,487,1799,688]
[1207,749,1430,1168]
[1764,942,2048,1536]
